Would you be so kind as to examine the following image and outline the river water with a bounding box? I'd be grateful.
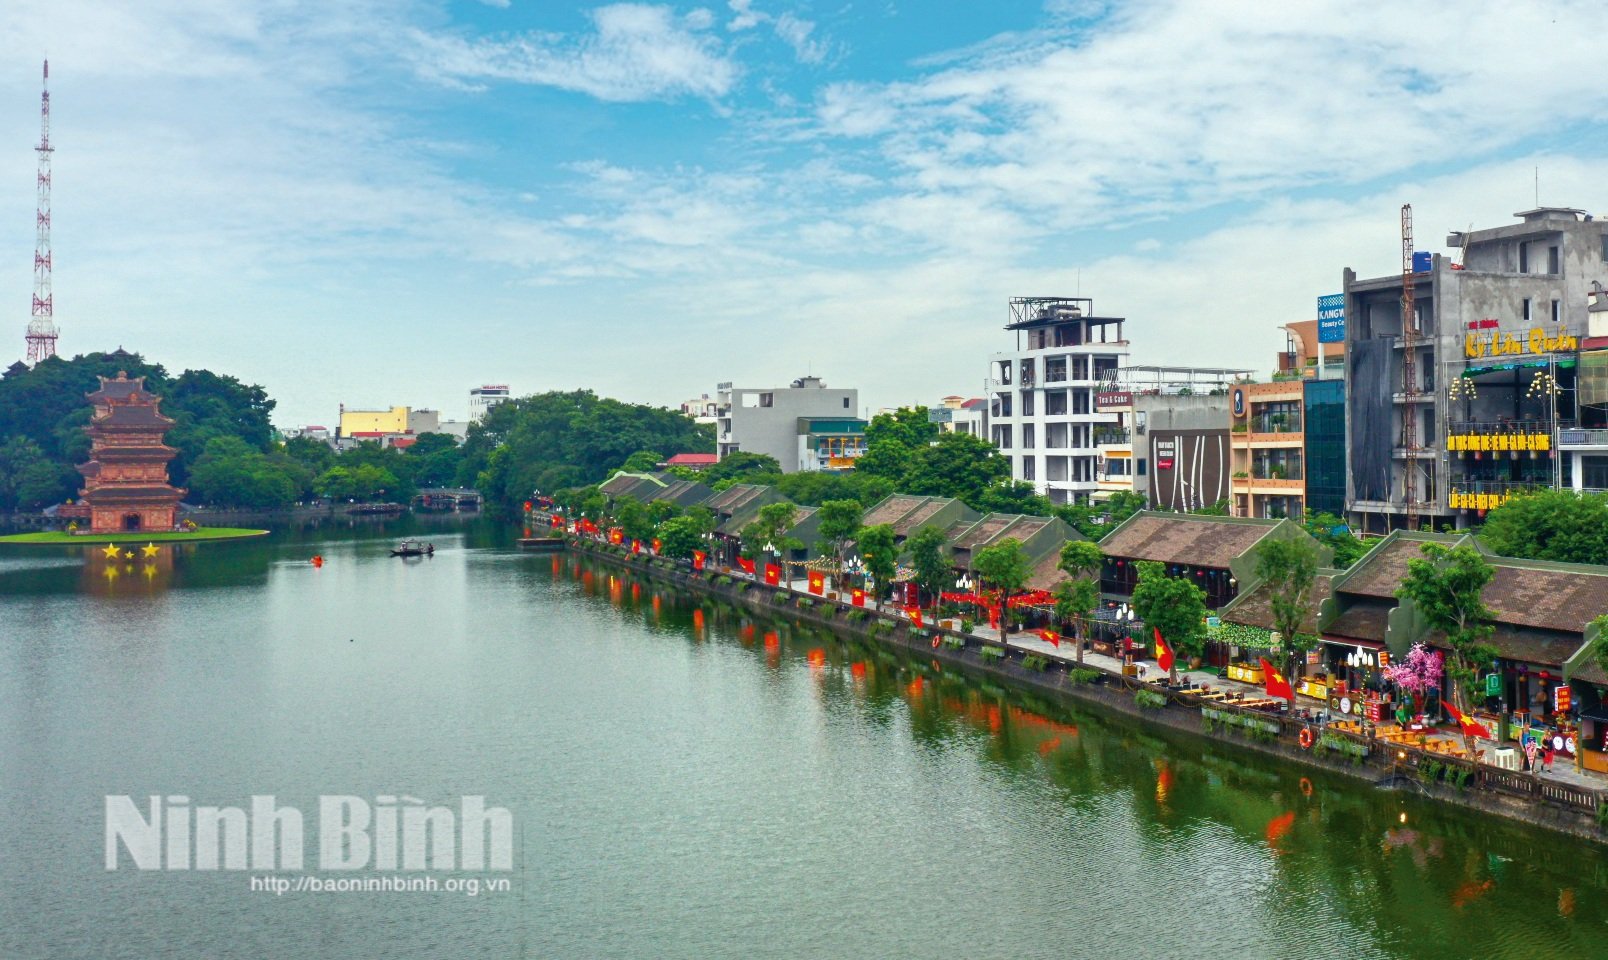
[1,519,1604,959]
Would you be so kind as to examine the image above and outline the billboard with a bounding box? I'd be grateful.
[1317,294,1345,344]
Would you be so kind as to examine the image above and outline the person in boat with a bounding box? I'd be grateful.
[426,543,435,555]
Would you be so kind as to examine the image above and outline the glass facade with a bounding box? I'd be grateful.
[1304,378,1347,517]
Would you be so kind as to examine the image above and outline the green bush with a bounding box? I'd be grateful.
[978,646,1005,661]
[1450,766,1473,790]
[714,576,732,587]
[942,636,967,651]
[1134,689,1168,710]
[1417,758,1444,785]
[846,610,867,623]
[1022,654,1050,672]
[796,597,814,608]
[1070,668,1103,685]
[960,618,976,633]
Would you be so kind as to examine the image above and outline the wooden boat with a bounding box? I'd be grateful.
[390,539,435,558]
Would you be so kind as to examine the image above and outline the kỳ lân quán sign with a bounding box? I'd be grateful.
[1463,320,1577,359]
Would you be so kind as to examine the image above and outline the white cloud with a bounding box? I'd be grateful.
[727,0,763,31]
[409,3,738,102]
[773,13,827,64]
[811,0,1608,230]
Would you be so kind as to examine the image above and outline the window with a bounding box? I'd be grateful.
[1137,458,1147,476]
[1549,245,1561,274]
[1519,242,1529,274]
[1601,234,1608,262]
[1021,457,1036,481]
[1021,390,1035,416]
[1522,298,1532,322]
[1022,424,1036,449]
[1552,299,1561,324]
[759,393,774,408]
[741,393,760,408]
[842,397,850,409]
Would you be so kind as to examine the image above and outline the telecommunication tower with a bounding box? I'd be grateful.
[24,60,57,364]
[1400,204,1422,531]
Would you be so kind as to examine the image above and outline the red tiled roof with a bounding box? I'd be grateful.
[666,453,718,466]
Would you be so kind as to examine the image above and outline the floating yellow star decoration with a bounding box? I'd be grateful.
[141,543,160,559]
[101,543,121,560]
[123,550,135,560]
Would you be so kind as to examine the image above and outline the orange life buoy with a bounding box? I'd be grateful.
[1299,776,1314,797]
[931,637,941,649]
[1298,728,1315,750]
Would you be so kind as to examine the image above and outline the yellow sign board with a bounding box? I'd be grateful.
[1464,326,1577,359]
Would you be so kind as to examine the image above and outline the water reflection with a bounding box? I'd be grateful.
[556,554,1608,960]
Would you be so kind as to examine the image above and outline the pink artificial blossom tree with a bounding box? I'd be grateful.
[1383,642,1444,713]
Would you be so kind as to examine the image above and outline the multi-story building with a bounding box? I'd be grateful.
[1228,380,1306,520]
[929,395,986,437]
[1134,393,1234,511]
[1345,207,1605,533]
[987,297,1129,505]
[1093,366,1248,504]
[679,394,719,425]
[1303,377,1348,518]
[797,418,867,471]
[714,376,860,472]
[469,385,510,420]
[339,405,410,437]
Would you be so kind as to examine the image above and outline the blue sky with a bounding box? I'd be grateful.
[3,0,1607,427]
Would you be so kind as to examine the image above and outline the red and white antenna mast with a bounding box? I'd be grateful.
[25,59,57,365]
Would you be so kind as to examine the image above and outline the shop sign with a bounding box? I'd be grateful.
[1463,324,1577,359]
[1555,685,1572,713]
[1156,439,1175,471]
[1095,391,1133,409]
[1317,294,1345,343]
[1485,673,1502,698]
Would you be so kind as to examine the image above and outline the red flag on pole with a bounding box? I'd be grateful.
[1154,628,1174,673]
[808,571,825,595]
[651,538,662,554]
[1444,701,1493,740]
[764,564,781,586]
[631,539,642,555]
[692,550,706,571]
[851,588,865,607]
[906,606,923,628]
[738,557,756,575]
[1038,629,1061,647]
[1259,658,1295,700]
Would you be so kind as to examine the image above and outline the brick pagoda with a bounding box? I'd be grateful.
[76,372,186,534]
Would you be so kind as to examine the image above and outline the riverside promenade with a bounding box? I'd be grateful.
[561,529,1608,839]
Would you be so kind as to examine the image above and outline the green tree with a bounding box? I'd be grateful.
[1396,543,1496,746]
[1302,511,1367,568]
[904,525,952,609]
[855,524,898,608]
[1479,489,1608,565]
[1056,540,1104,664]
[972,537,1031,642]
[614,496,656,542]
[902,431,1010,506]
[741,501,801,580]
[701,452,781,487]
[657,509,715,560]
[619,450,664,473]
[815,499,863,573]
[1254,536,1322,679]
[1130,560,1208,682]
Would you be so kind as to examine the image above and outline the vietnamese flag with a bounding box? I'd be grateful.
[609,528,624,545]
[692,550,706,571]
[764,564,781,586]
[738,557,756,575]
[1444,701,1493,740]
[1260,658,1295,700]
[808,571,825,595]
[1154,628,1174,673]
[851,588,865,607]
[651,538,662,554]
[1039,629,1060,647]
[906,606,923,628]
[631,539,642,555]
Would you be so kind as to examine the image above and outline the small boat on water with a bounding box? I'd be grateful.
[390,539,435,558]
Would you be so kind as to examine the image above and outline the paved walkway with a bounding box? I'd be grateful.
[762,570,1605,786]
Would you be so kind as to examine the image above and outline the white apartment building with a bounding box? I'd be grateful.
[987,297,1129,505]
[715,375,860,473]
[469,385,510,420]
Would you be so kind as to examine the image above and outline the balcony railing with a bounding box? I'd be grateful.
[1249,413,1302,434]
[1093,427,1131,446]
